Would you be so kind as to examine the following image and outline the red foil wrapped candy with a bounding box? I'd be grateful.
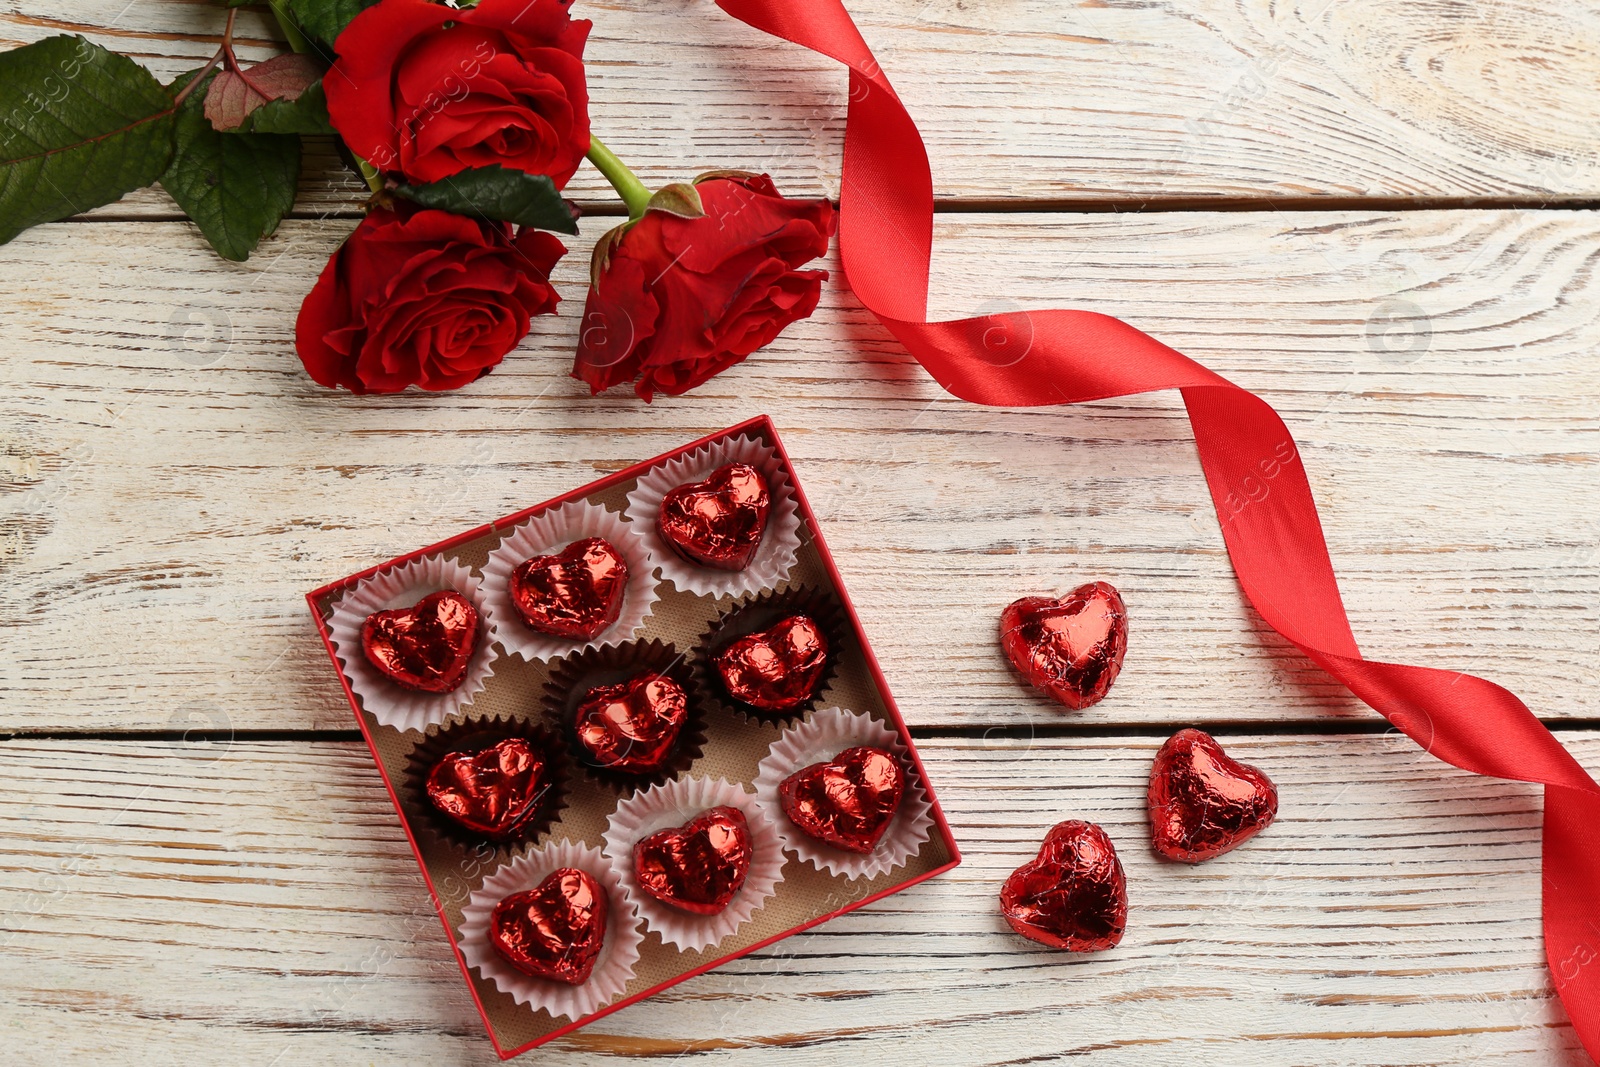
[713,613,828,711]
[633,806,752,915]
[426,737,551,840]
[658,462,771,570]
[779,746,905,854]
[489,867,608,985]
[1148,728,1278,863]
[1000,819,1127,952]
[574,671,689,774]
[1000,581,1127,710]
[361,589,479,693]
[510,537,628,640]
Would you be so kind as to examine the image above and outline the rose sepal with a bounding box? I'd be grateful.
[587,182,708,284]
[642,182,705,219]
[589,222,632,286]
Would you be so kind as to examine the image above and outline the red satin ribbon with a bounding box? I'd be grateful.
[714,0,1600,1056]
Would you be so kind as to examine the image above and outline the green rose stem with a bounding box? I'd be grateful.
[171,7,236,107]
[586,136,651,219]
[267,1,313,57]
[265,3,385,195]
[354,158,384,195]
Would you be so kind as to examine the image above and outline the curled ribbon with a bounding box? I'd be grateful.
[713,0,1600,1056]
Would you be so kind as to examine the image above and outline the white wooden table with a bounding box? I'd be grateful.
[3,2,1598,1063]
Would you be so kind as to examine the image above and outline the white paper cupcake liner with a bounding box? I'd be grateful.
[481,500,660,663]
[623,433,801,599]
[326,555,496,733]
[600,776,786,951]
[457,839,642,1022]
[753,707,934,880]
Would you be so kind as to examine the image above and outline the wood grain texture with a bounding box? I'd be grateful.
[2,209,1596,732]
[3,0,1597,217]
[0,733,1590,1066]
[5,2,1597,1063]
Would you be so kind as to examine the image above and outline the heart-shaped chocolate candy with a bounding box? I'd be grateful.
[574,672,689,774]
[1000,581,1128,709]
[1148,728,1277,863]
[1000,820,1127,952]
[713,613,828,711]
[490,867,608,985]
[426,736,550,840]
[779,746,905,854]
[658,462,771,571]
[361,589,479,693]
[633,806,752,915]
[510,537,628,640]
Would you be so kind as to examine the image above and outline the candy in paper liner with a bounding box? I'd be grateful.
[402,716,569,861]
[458,839,643,1022]
[624,432,801,599]
[601,776,786,951]
[481,500,660,663]
[753,706,934,880]
[693,585,850,725]
[326,554,496,733]
[542,639,707,793]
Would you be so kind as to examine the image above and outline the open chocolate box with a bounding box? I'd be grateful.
[306,415,961,1058]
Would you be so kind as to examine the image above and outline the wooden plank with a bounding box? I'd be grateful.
[3,0,1597,215]
[0,734,1588,1064]
[3,209,1596,732]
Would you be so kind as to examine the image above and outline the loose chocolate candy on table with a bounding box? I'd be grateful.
[574,672,689,774]
[1148,728,1278,863]
[1000,819,1128,952]
[633,806,753,915]
[779,745,905,854]
[713,613,828,711]
[657,461,772,570]
[510,536,628,640]
[361,589,479,693]
[1000,581,1128,710]
[426,736,550,840]
[489,867,608,985]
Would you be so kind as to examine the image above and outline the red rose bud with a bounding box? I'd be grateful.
[325,0,591,186]
[295,204,563,394]
[573,173,836,401]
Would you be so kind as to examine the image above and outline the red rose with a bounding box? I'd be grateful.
[296,203,564,394]
[573,173,835,400]
[325,0,590,186]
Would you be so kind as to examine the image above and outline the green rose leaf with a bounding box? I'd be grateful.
[283,0,379,48]
[0,35,177,246]
[230,79,334,135]
[394,165,579,235]
[158,70,301,262]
